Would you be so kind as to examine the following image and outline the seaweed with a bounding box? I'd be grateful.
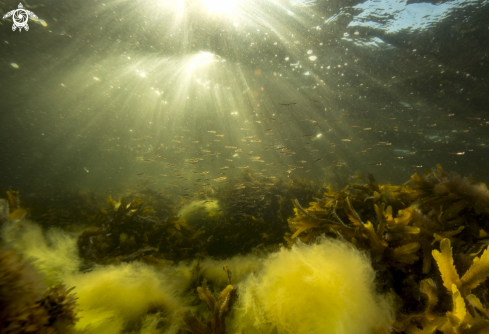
[77,195,208,264]
[0,249,78,334]
[5,190,26,220]
[184,269,237,334]
[207,169,294,256]
[38,284,78,332]
[4,163,489,334]
[285,164,489,325]
[395,238,489,333]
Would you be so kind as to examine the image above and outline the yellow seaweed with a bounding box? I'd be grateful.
[393,242,420,264]
[460,246,489,295]
[419,279,438,321]
[447,284,466,328]
[197,279,216,312]
[432,239,461,292]
[186,272,237,334]
[288,207,323,239]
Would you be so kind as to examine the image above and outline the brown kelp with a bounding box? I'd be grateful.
[77,195,207,265]
[184,267,237,334]
[394,238,489,333]
[0,249,78,334]
[285,164,489,332]
[2,164,489,333]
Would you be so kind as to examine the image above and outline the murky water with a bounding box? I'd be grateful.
[1,0,488,194]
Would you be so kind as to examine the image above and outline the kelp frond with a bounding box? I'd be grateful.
[393,242,421,264]
[363,221,387,260]
[6,189,26,220]
[419,279,438,321]
[446,284,466,328]
[197,279,216,312]
[467,294,489,318]
[399,239,489,334]
[460,245,489,295]
[432,238,461,292]
[434,238,489,301]
[185,268,237,334]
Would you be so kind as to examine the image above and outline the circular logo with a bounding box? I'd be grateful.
[13,9,28,27]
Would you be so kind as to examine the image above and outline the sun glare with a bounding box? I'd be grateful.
[200,0,237,13]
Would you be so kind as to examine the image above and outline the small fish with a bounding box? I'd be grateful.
[137,173,145,175]
[314,158,322,163]
[250,139,262,143]
[214,176,227,182]
[369,163,382,166]
[449,152,465,155]
[208,130,216,133]
[279,102,297,106]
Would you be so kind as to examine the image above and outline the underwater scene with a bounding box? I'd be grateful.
[1,0,489,333]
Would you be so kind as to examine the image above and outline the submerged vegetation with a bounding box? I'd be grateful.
[1,164,489,333]
[0,249,78,334]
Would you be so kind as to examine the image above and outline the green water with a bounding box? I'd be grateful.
[1,0,488,197]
